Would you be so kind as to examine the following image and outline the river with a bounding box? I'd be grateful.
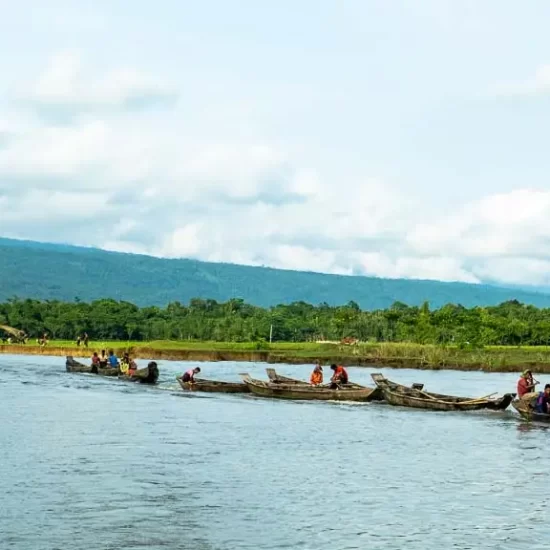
[0,354,549,549]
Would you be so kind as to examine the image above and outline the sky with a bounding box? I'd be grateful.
[1,0,550,287]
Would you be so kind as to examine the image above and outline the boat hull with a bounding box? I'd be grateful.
[371,373,514,412]
[265,368,384,399]
[177,376,249,393]
[66,356,119,376]
[512,393,550,422]
[242,374,379,402]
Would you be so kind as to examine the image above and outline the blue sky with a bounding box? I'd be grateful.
[2,1,550,286]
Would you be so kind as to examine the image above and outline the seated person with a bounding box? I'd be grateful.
[120,352,130,374]
[535,384,550,414]
[310,364,323,386]
[108,349,119,369]
[517,370,536,397]
[99,349,108,368]
[330,364,349,389]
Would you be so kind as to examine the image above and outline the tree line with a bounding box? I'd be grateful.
[1,297,550,347]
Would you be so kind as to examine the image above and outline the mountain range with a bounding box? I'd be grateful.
[1,237,550,309]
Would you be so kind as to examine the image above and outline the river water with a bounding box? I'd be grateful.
[0,354,549,549]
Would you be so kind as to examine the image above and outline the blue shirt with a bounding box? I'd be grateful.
[108,355,119,367]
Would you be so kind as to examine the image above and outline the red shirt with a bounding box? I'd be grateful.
[333,366,348,382]
[517,377,530,397]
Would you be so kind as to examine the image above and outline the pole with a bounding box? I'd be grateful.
[269,324,273,343]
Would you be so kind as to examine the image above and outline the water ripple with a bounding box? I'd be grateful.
[1,355,550,549]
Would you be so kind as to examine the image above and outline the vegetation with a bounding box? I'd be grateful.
[4,296,550,349]
[3,237,550,309]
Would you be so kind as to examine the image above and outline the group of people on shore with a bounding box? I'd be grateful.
[91,349,138,375]
[309,363,349,389]
[517,369,550,414]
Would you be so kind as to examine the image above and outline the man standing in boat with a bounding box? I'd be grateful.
[330,364,348,389]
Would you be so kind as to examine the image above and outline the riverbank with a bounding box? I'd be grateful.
[3,340,550,372]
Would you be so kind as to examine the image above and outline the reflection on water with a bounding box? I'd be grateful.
[1,354,550,549]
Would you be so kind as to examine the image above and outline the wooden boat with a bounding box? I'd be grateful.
[120,361,159,385]
[265,367,379,393]
[240,373,380,402]
[177,376,249,393]
[371,373,515,412]
[512,392,550,422]
[65,356,159,384]
[66,356,119,376]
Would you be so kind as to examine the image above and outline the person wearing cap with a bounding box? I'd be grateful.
[330,364,349,389]
[310,364,323,386]
[517,369,537,398]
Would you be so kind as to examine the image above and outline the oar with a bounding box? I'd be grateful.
[453,392,498,405]
[416,390,439,401]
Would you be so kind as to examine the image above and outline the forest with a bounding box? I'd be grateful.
[1,297,550,348]
[4,237,550,309]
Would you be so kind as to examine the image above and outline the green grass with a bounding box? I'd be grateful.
[9,339,550,371]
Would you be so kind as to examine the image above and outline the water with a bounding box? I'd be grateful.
[1,355,549,549]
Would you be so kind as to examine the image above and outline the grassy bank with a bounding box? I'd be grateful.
[3,340,550,372]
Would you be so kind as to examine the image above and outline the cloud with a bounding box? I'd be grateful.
[494,63,550,97]
[3,52,550,289]
[15,52,178,118]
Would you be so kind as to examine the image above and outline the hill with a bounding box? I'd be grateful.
[1,237,550,309]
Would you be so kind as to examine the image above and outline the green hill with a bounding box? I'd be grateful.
[1,237,550,309]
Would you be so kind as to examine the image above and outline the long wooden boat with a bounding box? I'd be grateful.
[65,356,159,384]
[177,376,249,393]
[240,373,380,402]
[66,356,119,376]
[371,373,514,412]
[265,367,379,393]
[512,392,550,422]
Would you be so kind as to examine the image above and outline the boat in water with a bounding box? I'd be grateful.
[240,373,380,402]
[177,376,249,393]
[512,392,550,422]
[371,373,514,412]
[65,356,159,384]
[265,367,380,393]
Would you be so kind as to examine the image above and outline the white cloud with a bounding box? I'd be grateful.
[16,51,178,115]
[3,52,550,289]
[495,63,550,97]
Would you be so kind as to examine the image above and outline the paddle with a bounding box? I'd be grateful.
[452,392,498,405]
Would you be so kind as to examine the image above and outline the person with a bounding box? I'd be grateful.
[76,335,81,347]
[99,349,108,368]
[517,370,537,398]
[330,364,348,389]
[83,333,89,348]
[120,352,130,374]
[128,359,137,376]
[91,352,100,367]
[310,364,323,386]
[182,367,201,383]
[535,384,550,414]
[108,349,119,369]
